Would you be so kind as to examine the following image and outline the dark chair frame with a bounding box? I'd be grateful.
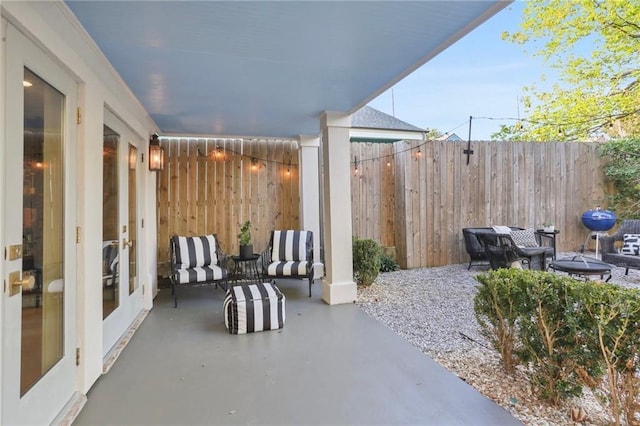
[463,227,554,270]
[476,232,547,271]
[601,220,640,275]
[261,230,314,297]
[169,234,229,307]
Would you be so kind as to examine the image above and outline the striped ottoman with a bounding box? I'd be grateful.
[223,282,285,334]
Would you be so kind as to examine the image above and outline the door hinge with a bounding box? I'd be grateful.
[141,218,144,229]
[142,285,145,295]
[76,348,80,366]
[3,279,6,294]
[76,226,81,243]
[76,107,82,124]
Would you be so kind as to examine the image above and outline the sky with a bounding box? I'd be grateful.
[368,1,556,141]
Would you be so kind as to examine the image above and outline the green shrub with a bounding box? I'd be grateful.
[379,253,400,272]
[475,268,640,417]
[514,273,593,405]
[474,268,530,373]
[578,283,640,425]
[352,237,382,286]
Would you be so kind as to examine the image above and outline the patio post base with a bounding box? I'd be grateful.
[322,280,356,305]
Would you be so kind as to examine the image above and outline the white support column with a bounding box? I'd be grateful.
[320,112,357,305]
[297,135,324,279]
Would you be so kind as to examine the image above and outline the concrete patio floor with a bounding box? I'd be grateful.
[73,280,521,425]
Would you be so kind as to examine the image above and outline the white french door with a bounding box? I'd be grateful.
[102,109,142,357]
[2,24,78,425]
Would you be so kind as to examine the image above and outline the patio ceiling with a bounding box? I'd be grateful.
[65,1,510,138]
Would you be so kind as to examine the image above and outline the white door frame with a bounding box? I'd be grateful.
[102,108,144,357]
[1,22,78,425]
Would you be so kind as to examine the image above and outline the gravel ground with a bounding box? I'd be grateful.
[356,252,640,426]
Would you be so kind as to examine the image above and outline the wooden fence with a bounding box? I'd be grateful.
[156,137,299,270]
[351,140,611,268]
[156,137,611,271]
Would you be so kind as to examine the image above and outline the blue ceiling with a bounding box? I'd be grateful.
[65,1,509,138]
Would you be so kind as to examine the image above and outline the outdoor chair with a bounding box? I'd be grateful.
[462,226,528,269]
[601,220,640,275]
[169,234,229,307]
[476,232,547,271]
[102,241,119,285]
[261,230,314,297]
[102,240,119,301]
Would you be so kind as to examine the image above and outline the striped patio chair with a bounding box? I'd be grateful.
[169,234,229,307]
[261,230,314,297]
[102,240,119,288]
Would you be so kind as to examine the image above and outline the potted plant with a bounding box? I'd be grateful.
[542,222,555,233]
[237,220,253,259]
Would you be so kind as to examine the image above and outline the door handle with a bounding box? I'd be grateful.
[9,271,35,296]
[122,238,134,248]
[13,276,33,288]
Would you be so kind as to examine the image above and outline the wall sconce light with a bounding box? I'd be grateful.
[149,133,165,171]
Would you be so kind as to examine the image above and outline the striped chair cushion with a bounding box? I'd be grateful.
[622,234,640,256]
[271,230,311,262]
[174,235,218,268]
[175,265,226,284]
[266,261,309,276]
[102,241,119,275]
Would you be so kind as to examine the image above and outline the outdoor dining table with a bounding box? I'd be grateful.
[549,255,614,281]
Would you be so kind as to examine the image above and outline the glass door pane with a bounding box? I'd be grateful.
[128,144,138,294]
[21,68,65,395]
[103,126,120,318]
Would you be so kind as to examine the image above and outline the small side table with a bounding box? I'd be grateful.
[231,254,261,285]
[535,229,560,261]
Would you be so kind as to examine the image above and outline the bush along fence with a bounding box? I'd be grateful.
[474,268,640,425]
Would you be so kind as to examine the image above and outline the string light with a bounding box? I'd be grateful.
[195,142,296,167]
[474,108,640,128]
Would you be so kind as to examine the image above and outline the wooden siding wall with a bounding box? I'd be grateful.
[156,138,299,270]
[351,140,610,269]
